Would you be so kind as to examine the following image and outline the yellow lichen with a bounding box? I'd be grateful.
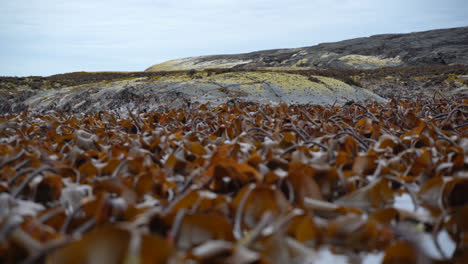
[446,74,460,82]
[339,55,402,68]
[129,71,356,95]
[292,58,309,68]
[146,58,253,72]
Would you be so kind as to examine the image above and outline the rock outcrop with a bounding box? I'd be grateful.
[3,64,468,114]
[146,27,468,71]
[2,26,467,114]
[13,71,384,113]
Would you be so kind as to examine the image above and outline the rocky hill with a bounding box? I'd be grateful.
[1,65,467,114]
[1,27,468,114]
[146,27,468,71]
[1,71,385,114]
[1,27,468,264]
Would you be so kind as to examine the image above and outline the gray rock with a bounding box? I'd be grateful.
[17,72,385,113]
[146,27,468,71]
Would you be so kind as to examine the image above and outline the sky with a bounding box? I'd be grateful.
[1,0,467,76]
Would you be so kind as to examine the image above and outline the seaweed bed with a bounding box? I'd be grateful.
[1,95,467,263]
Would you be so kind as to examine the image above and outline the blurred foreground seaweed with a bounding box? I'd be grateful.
[0,97,467,263]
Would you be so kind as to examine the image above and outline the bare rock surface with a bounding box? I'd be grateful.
[2,65,468,114]
[12,72,384,114]
[147,27,468,71]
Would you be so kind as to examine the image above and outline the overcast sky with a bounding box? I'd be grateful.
[1,0,467,76]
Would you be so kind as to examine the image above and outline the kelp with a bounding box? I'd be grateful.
[0,97,467,263]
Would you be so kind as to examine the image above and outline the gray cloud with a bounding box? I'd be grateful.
[1,0,467,76]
